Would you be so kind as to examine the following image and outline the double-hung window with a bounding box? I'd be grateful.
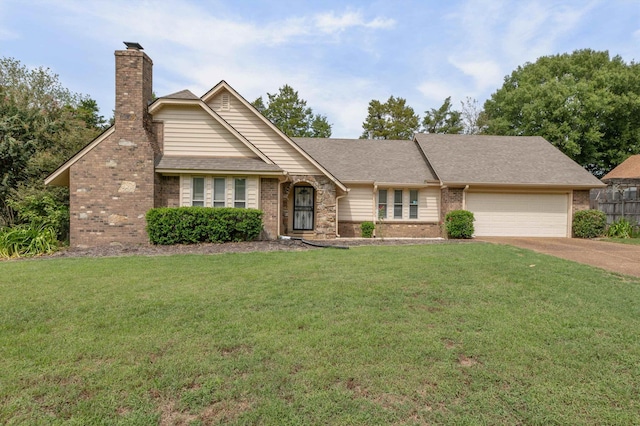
[409,190,418,219]
[234,178,246,208]
[192,177,205,207]
[378,190,388,219]
[394,190,403,219]
[213,178,226,207]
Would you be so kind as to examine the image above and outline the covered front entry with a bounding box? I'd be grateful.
[293,186,314,230]
[466,192,569,237]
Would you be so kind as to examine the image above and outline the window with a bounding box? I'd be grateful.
[192,177,205,207]
[378,190,387,219]
[213,178,226,207]
[394,190,403,219]
[234,178,246,208]
[409,190,418,219]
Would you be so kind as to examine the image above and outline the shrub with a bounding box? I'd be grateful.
[146,207,263,245]
[607,218,633,239]
[7,192,69,241]
[572,209,607,238]
[445,210,474,239]
[361,221,375,238]
[0,223,58,258]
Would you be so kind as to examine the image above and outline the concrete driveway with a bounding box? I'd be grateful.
[478,237,640,278]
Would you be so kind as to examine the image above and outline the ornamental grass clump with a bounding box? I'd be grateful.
[0,223,58,258]
[607,218,634,239]
[445,210,474,239]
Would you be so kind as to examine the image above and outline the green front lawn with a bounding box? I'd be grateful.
[1,244,639,425]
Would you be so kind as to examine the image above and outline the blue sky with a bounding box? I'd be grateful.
[1,0,638,137]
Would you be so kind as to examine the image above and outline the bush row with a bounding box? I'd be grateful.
[146,207,263,245]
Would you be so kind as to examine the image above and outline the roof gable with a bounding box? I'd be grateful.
[45,126,116,186]
[414,134,604,188]
[201,81,346,191]
[149,97,273,164]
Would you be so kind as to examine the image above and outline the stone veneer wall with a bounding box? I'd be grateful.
[69,48,156,247]
[282,175,337,239]
[339,221,441,238]
[260,178,279,239]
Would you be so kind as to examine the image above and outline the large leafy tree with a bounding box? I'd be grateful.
[422,96,463,134]
[0,57,103,229]
[483,49,640,176]
[252,84,332,137]
[361,96,420,139]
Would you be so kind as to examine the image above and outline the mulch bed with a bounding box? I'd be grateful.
[43,238,466,259]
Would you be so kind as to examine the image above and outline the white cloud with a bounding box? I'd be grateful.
[448,58,503,92]
[315,11,395,33]
[417,81,459,103]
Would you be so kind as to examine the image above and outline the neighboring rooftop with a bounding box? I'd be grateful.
[415,134,604,187]
[160,89,200,100]
[602,155,640,182]
[293,138,438,184]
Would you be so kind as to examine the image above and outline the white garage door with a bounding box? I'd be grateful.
[466,192,569,237]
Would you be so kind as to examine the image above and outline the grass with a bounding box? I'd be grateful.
[1,243,639,425]
[602,237,640,245]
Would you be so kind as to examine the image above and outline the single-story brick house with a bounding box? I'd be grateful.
[45,43,604,247]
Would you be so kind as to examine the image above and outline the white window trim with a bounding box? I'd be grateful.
[233,177,247,209]
[191,176,205,207]
[377,188,421,221]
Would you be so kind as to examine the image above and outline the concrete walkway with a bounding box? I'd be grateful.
[478,237,640,278]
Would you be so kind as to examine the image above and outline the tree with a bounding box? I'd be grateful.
[482,49,640,176]
[0,57,102,229]
[422,96,463,134]
[252,84,332,137]
[460,97,483,135]
[361,96,420,139]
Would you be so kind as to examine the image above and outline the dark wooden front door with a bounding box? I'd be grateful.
[293,186,314,231]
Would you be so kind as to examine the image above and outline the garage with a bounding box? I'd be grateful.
[466,192,569,237]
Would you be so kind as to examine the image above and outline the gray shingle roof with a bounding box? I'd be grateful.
[161,89,199,100]
[293,138,438,184]
[155,155,283,173]
[414,134,604,187]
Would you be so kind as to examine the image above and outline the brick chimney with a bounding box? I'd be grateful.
[68,42,158,247]
[115,42,153,134]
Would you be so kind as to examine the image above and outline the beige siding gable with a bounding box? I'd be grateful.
[154,105,257,158]
[207,90,321,175]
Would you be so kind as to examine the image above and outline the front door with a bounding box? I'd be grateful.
[293,186,314,231]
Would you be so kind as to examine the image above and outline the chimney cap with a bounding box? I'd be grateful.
[123,41,144,50]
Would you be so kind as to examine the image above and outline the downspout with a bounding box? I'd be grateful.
[335,189,349,238]
[373,183,378,230]
[462,185,469,210]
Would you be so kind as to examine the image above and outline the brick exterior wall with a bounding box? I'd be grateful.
[339,221,441,238]
[155,175,180,208]
[440,187,464,220]
[282,175,337,239]
[69,47,156,247]
[260,178,279,239]
[572,189,591,214]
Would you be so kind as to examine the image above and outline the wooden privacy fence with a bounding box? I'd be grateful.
[591,187,640,224]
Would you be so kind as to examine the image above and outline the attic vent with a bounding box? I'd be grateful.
[221,94,230,111]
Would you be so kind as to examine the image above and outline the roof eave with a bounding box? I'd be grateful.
[441,181,606,189]
[156,168,285,176]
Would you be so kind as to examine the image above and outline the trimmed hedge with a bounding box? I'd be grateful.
[572,209,606,238]
[445,210,475,239]
[361,221,375,238]
[146,207,263,245]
